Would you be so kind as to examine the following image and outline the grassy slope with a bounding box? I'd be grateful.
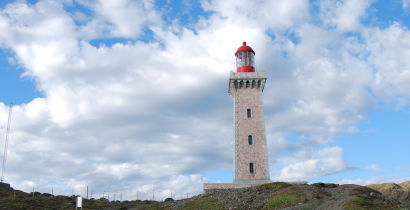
[367,181,410,206]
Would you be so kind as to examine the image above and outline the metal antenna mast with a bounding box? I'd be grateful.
[1,102,13,183]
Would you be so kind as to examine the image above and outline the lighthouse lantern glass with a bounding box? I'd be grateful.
[236,51,254,69]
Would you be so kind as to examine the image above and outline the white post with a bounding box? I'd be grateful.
[76,196,83,210]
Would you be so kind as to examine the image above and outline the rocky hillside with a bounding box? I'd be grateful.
[367,181,410,206]
[149,182,409,210]
[1,181,410,209]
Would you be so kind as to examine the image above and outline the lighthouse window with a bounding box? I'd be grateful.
[247,108,252,118]
[249,163,254,173]
[248,135,253,145]
[236,52,255,69]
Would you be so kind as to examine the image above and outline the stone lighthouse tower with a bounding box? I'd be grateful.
[204,42,271,191]
[229,42,271,184]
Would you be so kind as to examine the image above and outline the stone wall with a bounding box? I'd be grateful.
[228,71,270,182]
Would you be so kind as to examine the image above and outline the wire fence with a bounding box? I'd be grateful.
[25,187,203,202]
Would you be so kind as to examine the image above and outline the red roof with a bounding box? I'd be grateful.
[235,41,255,56]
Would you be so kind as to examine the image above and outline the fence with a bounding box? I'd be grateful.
[25,187,203,202]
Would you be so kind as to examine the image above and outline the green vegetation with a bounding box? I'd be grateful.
[164,197,174,202]
[342,196,367,210]
[177,198,224,210]
[348,186,380,196]
[29,191,41,196]
[311,182,338,188]
[258,182,292,191]
[116,206,129,210]
[262,187,307,210]
[142,200,152,204]
[300,199,324,210]
[139,202,172,210]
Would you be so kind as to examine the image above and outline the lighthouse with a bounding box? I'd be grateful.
[229,42,271,184]
[204,42,271,191]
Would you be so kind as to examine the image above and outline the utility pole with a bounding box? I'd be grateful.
[87,186,88,199]
[1,102,13,183]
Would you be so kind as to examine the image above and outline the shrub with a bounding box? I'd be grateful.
[262,187,307,210]
[42,193,52,196]
[29,191,41,196]
[342,196,367,210]
[311,182,338,188]
[142,200,151,204]
[140,203,168,210]
[258,182,292,191]
[164,198,174,202]
[100,197,109,202]
[116,206,128,210]
[177,198,224,210]
[348,186,380,196]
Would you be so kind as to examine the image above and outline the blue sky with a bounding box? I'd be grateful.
[1,0,410,201]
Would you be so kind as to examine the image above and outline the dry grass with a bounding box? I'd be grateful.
[257,182,292,191]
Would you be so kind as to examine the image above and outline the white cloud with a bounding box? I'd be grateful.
[337,175,410,185]
[0,0,410,198]
[396,167,410,171]
[271,147,357,181]
[404,0,410,8]
[318,0,373,31]
[365,164,387,171]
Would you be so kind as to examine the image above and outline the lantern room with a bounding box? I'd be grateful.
[235,41,255,72]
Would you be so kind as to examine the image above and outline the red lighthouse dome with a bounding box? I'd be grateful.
[235,41,255,73]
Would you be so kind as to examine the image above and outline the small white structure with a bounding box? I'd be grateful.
[76,196,82,210]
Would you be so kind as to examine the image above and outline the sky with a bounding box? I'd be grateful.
[0,0,410,201]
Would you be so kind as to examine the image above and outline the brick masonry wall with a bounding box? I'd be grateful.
[235,86,268,180]
[228,72,270,182]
